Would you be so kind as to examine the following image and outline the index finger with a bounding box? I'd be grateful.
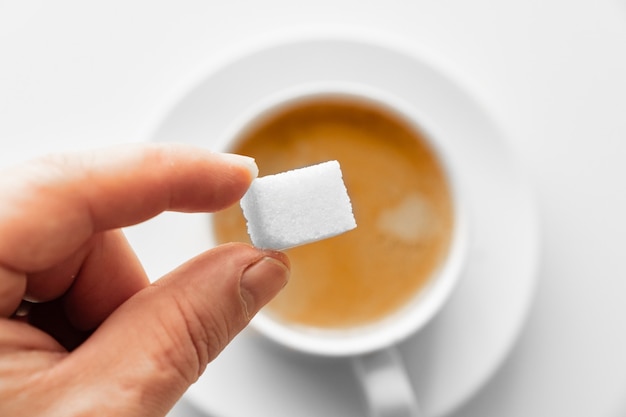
[0,143,257,272]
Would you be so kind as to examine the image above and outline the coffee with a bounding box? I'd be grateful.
[213,96,454,329]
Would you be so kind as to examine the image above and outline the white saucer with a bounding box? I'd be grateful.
[129,33,539,417]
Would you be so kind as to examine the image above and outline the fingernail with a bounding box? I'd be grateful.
[217,153,258,180]
[240,256,290,319]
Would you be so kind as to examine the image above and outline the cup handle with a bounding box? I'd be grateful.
[351,346,420,417]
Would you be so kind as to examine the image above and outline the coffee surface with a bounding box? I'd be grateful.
[213,97,454,328]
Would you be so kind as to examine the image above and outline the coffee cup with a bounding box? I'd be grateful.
[209,82,468,416]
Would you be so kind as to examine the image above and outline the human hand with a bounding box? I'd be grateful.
[0,143,290,416]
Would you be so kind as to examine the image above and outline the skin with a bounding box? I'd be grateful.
[0,143,290,417]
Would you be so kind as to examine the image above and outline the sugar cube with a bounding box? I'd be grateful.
[240,160,357,250]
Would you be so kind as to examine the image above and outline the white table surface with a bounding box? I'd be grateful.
[2,1,626,416]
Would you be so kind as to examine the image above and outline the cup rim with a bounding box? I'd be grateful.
[217,81,470,357]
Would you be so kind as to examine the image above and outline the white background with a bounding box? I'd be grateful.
[2,1,626,416]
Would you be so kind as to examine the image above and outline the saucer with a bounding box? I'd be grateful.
[128,32,539,417]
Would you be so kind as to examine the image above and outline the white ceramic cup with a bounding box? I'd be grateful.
[212,82,469,417]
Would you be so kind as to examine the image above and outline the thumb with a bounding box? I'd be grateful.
[63,243,289,416]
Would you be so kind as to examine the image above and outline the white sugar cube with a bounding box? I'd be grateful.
[240,160,357,250]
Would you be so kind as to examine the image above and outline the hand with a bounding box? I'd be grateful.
[0,143,290,416]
